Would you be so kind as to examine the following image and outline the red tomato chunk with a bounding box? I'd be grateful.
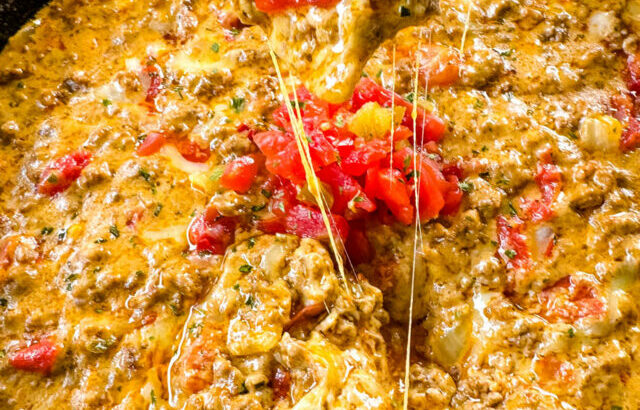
[9,338,59,374]
[188,207,236,255]
[496,215,531,271]
[220,155,260,193]
[538,276,606,323]
[37,150,92,196]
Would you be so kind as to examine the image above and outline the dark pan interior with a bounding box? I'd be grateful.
[0,0,49,48]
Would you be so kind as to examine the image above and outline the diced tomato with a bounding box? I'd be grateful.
[143,64,163,103]
[253,131,306,184]
[220,155,259,193]
[174,139,211,163]
[9,337,59,374]
[415,159,447,221]
[285,302,325,330]
[366,167,413,225]
[496,215,531,270]
[37,150,92,196]
[627,54,640,94]
[534,355,575,386]
[136,132,166,156]
[621,116,640,151]
[308,130,339,167]
[351,78,446,143]
[188,207,236,255]
[272,367,292,401]
[341,139,389,176]
[284,204,349,242]
[525,151,562,222]
[538,276,606,323]
[345,226,374,265]
[317,164,375,216]
[255,0,339,13]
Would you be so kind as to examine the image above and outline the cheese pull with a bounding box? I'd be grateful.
[232,0,439,103]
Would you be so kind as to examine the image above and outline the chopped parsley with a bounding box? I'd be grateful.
[245,295,255,307]
[251,204,266,212]
[568,327,575,338]
[247,237,256,248]
[109,225,120,238]
[405,92,415,103]
[41,226,54,235]
[231,96,245,113]
[504,249,517,259]
[150,389,157,405]
[210,42,220,53]
[139,169,151,182]
[153,203,163,217]
[239,264,253,273]
[459,181,474,193]
[507,201,518,216]
[261,189,272,198]
[209,168,224,181]
[101,99,112,107]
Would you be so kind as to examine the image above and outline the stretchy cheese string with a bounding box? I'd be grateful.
[167,304,198,406]
[289,80,361,291]
[402,37,423,410]
[460,0,473,54]
[268,45,353,297]
[389,44,397,190]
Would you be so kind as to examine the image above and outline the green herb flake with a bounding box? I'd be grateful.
[504,249,517,259]
[109,225,120,238]
[209,168,224,181]
[405,92,415,103]
[94,238,107,244]
[399,5,411,16]
[211,42,220,53]
[139,169,151,182]
[101,99,112,107]
[231,96,246,113]
[459,181,474,193]
[335,115,344,127]
[247,237,256,248]
[233,283,240,291]
[47,174,59,183]
[245,295,255,307]
[261,189,272,198]
[568,327,575,338]
[41,226,54,235]
[153,203,163,217]
[151,389,157,405]
[239,264,253,274]
[507,202,518,216]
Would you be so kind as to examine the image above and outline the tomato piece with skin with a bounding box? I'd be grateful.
[316,163,375,216]
[253,131,306,184]
[220,155,259,193]
[255,0,339,13]
[627,54,640,94]
[366,167,414,225]
[9,337,59,374]
[525,150,562,222]
[283,204,349,242]
[341,139,389,176]
[538,276,606,323]
[188,207,236,255]
[416,45,461,88]
[37,150,92,196]
[496,215,531,270]
[136,132,166,156]
[143,64,163,103]
[174,139,211,163]
[415,159,446,221]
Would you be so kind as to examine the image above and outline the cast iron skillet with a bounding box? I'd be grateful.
[0,0,48,48]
